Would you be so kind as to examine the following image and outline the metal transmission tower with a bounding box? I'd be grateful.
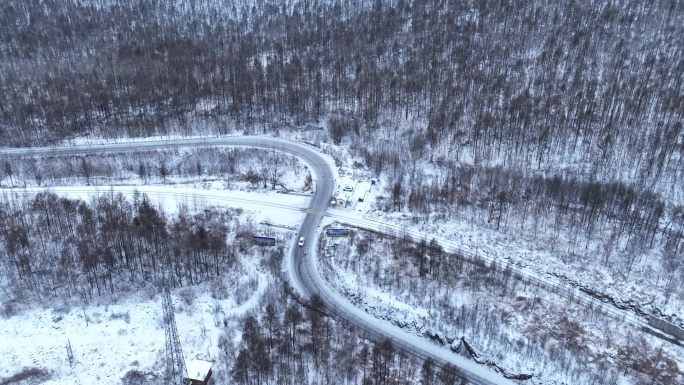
[159,277,187,385]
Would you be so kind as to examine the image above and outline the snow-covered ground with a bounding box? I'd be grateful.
[0,273,266,384]
[0,139,335,383]
[323,141,684,324]
[0,155,317,384]
[0,183,306,383]
[1,136,681,384]
[315,145,684,383]
[5,185,309,228]
[316,221,684,384]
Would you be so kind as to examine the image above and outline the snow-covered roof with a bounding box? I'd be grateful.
[186,359,212,381]
[335,194,348,201]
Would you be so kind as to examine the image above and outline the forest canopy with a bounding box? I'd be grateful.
[0,0,682,179]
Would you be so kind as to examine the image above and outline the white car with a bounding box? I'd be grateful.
[343,185,353,192]
[298,237,305,247]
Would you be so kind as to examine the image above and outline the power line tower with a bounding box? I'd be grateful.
[159,277,187,385]
[66,339,74,368]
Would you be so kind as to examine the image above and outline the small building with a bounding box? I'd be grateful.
[335,194,349,207]
[187,360,213,385]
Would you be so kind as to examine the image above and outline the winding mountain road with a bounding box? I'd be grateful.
[0,137,514,384]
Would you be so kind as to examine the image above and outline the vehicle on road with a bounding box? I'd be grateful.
[343,185,353,192]
[298,237,305,247]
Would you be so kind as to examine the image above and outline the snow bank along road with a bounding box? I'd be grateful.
[0,137,510,385]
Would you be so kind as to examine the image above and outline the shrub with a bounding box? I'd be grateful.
[0,367,50,385]
[110,311,131,323]
[179,289,196,306]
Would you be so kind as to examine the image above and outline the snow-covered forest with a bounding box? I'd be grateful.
[319,226,682,384]
[0,0,681,294]
[0,147,310,301]
[0,161,451,385]
[0,188,433,384]
[2,0,683,176]
[0,0,683,384]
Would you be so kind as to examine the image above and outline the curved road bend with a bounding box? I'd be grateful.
[1,137,511,385]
